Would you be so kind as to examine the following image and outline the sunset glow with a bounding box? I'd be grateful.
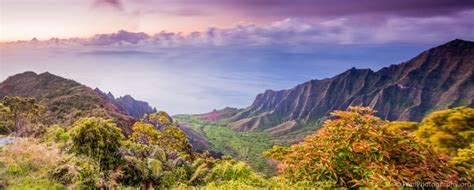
[1,0,474,113]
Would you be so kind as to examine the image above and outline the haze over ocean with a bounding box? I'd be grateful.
[1,0,473,114]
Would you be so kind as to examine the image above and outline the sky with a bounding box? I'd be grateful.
[1,0,474,114]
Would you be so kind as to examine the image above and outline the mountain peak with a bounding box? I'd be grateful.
[438,39,474,49]
[10,71,38,77]
[121,95,134,100]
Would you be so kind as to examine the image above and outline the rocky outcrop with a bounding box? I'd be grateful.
[95,89,157,119]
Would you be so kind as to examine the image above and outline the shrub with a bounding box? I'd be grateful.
[120,142,167,188]
[0,103,13,135]
[412,107,474,181]
[69,117,124,170]
[413,107,473,156]
[140,112,193,158]
[160,125,193,158]
[130,122,161,145]
[204,157,269,187]
[450,144,474,181]
[264,107,459,188]
[50,156,101,189]
[387,121,419,132]
[1,96,44,137]
[43,124,70,144]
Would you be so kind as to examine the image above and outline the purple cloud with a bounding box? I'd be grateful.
[132,0,474,18]
[3,10,473,48]
[86,30,149,45]
[94,0,123,10]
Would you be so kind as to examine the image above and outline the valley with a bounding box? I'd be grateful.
[0,39,472,189]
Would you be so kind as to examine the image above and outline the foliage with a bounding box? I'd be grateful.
[204,157,270,187]
[140,112,194,159]
[413,107,474,156]
[130,122,161,145]
[264,107,459,188]
[412,107,474,181]
[1,96,44,137]
[0,138,66,189]
[0,103,13,135]
[119,141,212,188]
[50,156,101,189]
[160,125,193,158]
[387,121,420,132]
[142,111,173,130]
[69,117,124,170]
[42,124,70,144]
[450,144,474,181]
[120,142,168,188]
[4,105,472,189]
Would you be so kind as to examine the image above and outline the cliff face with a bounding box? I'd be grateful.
[95,89,157,119]
[228,39,474,132]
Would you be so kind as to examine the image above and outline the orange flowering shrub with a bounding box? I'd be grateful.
[264,107,459,188]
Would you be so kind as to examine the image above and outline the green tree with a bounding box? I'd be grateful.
[1,96,43,136]
[143,111,173,130]
[69,117,124,170]
[140,111,193,159]
[160,126,193,158]
[264,107,459,188]
[130,122,161,145]
[0,103,13,134]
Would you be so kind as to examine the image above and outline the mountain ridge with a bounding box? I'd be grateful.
[225,39,474,133]
[0,71,136,132]
[94,88,157,119]
[0,71,210,150]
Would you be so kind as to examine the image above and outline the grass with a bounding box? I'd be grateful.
[0,138,66,189]
[175,115,276,176]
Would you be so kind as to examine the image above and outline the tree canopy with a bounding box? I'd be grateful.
[0,96,43,136]
[69,117,124,170]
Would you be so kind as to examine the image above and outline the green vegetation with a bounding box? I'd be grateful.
[391,107,474,182]
[69,117,124,170]
[0,101,269,189]
[175,115,275,175]
[413,107,473,157]
[0,138,66,189]
[0,97,44,137]
[0,95,471,189]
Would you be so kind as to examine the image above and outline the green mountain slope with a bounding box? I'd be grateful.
[0,72,136,132]
[227,39,474,137]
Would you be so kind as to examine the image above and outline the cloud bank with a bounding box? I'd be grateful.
[4,11,473,49]
[108,0,474,18]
